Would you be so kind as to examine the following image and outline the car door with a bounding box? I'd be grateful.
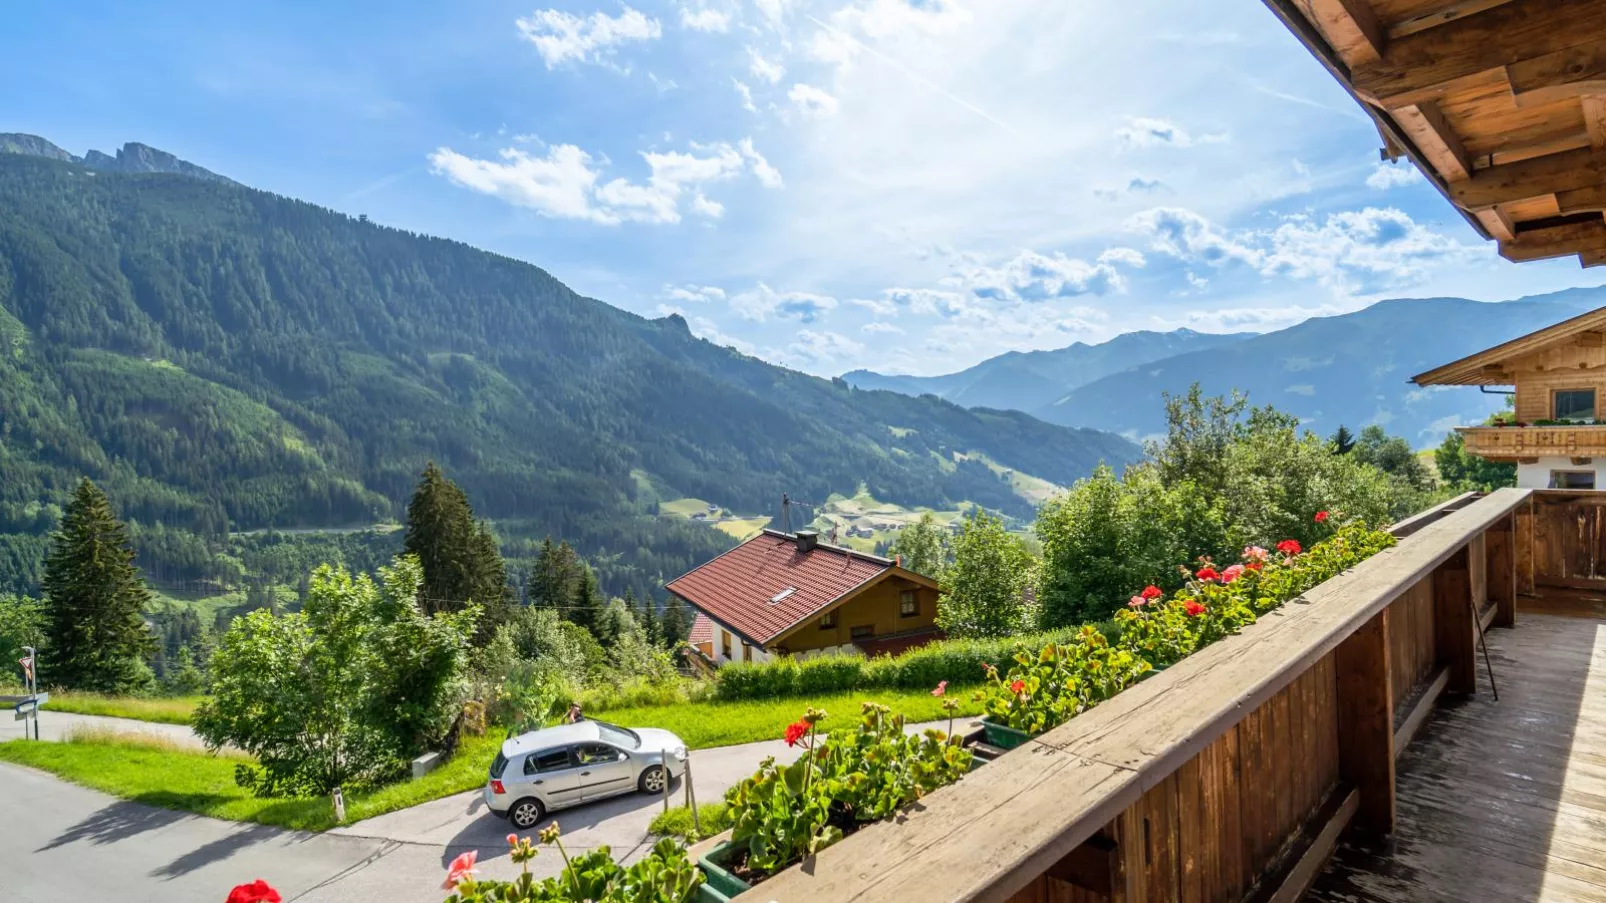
[522,746,585,808]
[571,742,634,801]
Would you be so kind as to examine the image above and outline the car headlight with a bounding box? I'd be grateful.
[673,746,688,761]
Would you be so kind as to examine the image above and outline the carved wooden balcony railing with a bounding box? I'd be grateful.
[1458,425,1606,461]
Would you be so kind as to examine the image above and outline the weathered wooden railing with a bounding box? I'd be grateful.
[757,488,1533,902]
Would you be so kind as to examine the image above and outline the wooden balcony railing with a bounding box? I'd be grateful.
[756,488,1536,902]
[1459,424,1606,460]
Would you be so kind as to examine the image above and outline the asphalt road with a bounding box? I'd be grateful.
[1,709,979,901]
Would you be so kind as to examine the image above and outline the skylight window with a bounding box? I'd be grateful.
[770,587,797,604]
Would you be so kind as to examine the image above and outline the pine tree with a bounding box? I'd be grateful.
[1330,425,1356,455]
[660,596,690,648]
[403,462,510,636]
[570,567,606,641]
[630,589,661,647]
[40,479,156,692]
[528,538,581,611]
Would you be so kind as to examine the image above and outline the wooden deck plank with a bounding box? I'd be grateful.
[1307,612,1606,903]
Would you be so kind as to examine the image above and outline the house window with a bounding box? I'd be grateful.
[721,631,731,659]
[851,625,875,641]
[743,644,752,662]
[1552,470,1597,490]
[899,590,919,618]
[1554,389,1597,422]
[819,610,837,629]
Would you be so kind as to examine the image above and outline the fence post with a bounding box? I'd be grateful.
[1434,546,1477,695]
[1336,607,1395,834]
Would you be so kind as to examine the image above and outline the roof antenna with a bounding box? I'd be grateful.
[781,493,792,535]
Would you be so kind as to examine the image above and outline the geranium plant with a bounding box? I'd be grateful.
[442,825,702,903]
[973,625,1152,735]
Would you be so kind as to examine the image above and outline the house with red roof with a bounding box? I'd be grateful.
[668,529,943,666]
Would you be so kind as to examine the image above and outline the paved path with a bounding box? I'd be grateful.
[1,710,980,901]
[0,709,208,748]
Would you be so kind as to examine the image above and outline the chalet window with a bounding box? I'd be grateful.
[851,624,874,640]
[743,644,752,662]
[1551,470,1596,490]
[819,610,837,629]
[899,590,919,618]
[1554,389,1596,422]
[721,631,731,659]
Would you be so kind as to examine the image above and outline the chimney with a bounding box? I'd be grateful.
[795,529,819,552]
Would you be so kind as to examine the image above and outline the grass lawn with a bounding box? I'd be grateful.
[649,802,731,841]
[0,730,506,833]
[34,691,203,725]
[596,687,983,749]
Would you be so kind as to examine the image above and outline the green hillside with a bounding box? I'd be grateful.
[0,146,1138,599]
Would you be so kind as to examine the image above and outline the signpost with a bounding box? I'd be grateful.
[12,646,42,739]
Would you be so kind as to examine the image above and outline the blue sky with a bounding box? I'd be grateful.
[5,0,1604,377]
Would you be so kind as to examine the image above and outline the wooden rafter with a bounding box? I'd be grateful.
[1507,43,1606,109]
[1583,248,1606,266]
[1302,0,1387,65]
[1448,143,1606,210]
[1385,1,1514,40]
[1557,184,1606,215]
[1350,0,1606,109]
[1395,100,1473,179]
[1498,218,1606,262]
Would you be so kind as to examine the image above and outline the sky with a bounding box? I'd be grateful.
[5,0,1604,378]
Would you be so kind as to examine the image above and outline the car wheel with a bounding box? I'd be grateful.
[509,797,545,829]
[639,765,667,794]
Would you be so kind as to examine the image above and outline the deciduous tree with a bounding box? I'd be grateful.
[936,510,1038,638]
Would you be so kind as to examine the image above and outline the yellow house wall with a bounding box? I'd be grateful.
[1508,340,1606,422]
[774,575,940,654]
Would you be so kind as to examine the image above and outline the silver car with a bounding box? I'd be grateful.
[484,720,689,829]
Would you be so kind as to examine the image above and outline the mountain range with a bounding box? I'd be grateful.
[848,289,1606,443]
[0,136,1137,597]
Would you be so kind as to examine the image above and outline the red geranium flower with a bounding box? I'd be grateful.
[1141,585,1163,600]
[1221,564,1245,583]
[1276,539,1302,556]
[931,680,948,697]
[1009,679,1025,694]
[1195,566,1220,582]
[1183,600,1206,617]
[1314,510,1329,523]
[227,881,281,903]
[1245,560,1263,572]
[784,719,810,747]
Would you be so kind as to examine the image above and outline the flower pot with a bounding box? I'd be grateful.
[980,716,1032,750]
[695,840,751,901]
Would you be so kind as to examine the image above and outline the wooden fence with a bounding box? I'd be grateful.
[755,488,1533,902]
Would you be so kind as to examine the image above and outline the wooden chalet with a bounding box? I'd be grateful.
[665,529,943,666]
[1414,304,1606,488]
[1262,0,1606,267]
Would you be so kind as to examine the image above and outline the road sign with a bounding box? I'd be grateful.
[11,693,46,714]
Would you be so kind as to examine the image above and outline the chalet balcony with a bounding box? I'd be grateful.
[1458,424,1606,461]
[753,489,1606,903]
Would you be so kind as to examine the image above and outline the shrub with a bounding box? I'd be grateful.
[444,829,702,902]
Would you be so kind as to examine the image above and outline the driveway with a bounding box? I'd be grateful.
[1,709,979,901]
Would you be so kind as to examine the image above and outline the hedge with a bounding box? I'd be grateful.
[711,624,1116,702]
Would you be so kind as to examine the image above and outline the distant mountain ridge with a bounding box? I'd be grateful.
[843,328,1252,413]
[0,132,234,185]
[1035,289,1606,442]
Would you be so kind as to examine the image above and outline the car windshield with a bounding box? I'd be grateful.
[489,751,508,779]
[593,720,641,749]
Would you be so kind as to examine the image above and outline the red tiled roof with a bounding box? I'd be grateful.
[665,531,892,645]
[688,612,713,645]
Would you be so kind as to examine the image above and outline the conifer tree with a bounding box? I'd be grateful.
[570,567,606,641]
[528,538,581,611]
[404,462,510,636]
[41,479,155,692]
[1330,425,1356,455]
[660,596,690,648]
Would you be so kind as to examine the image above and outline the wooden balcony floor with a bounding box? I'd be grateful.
[1307,607,1606,903]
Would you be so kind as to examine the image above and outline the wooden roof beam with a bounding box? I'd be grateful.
[1584,248,1606,267]
[1386,1,1515,40]
[1449,143,1606,209]
[1558,184,1606,215]
[1587,95,1606,148]
[1498,218,1606,262]
[1306,0,1387,66]
[1351,0,1606,109]
[1507,42,1606,108]
[1395,101,1473,180]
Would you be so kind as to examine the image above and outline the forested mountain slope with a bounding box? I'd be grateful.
[0,145,1138,595]
[844,328,1251,413]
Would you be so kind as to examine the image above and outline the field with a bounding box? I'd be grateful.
[16,691,202,725]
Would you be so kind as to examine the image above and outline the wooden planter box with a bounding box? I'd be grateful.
[979,716,1032,750]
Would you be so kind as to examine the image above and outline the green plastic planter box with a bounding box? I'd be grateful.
[695,840,750,902]
[980,716,1032,750]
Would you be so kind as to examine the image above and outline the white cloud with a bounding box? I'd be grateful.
[1094,176,1166,200]
[663,284,726,302]
[1366,161,1424,190]
[729,283,839,322]
[739,138,784,188]
[679,6,730,32]
[733,79,757,113]
[1129,205,1484,295]
[788,83,840,117]
[787,329,865,366]
[848,296,898,317]
[829,0,971,40]
[515,6,662,68]
[883,287,969,318]
[965,248,1143,303]
[862,321,904,335]
[1186,271,1209,291]
[755,0,790,24]
[748,48,786,84]
[430,138,772,225]
[688,316,758,355]
[1115,117,1190,148]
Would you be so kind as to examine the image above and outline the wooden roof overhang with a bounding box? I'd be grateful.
[1263,0,1606,268]
[1410,303,1606,384]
